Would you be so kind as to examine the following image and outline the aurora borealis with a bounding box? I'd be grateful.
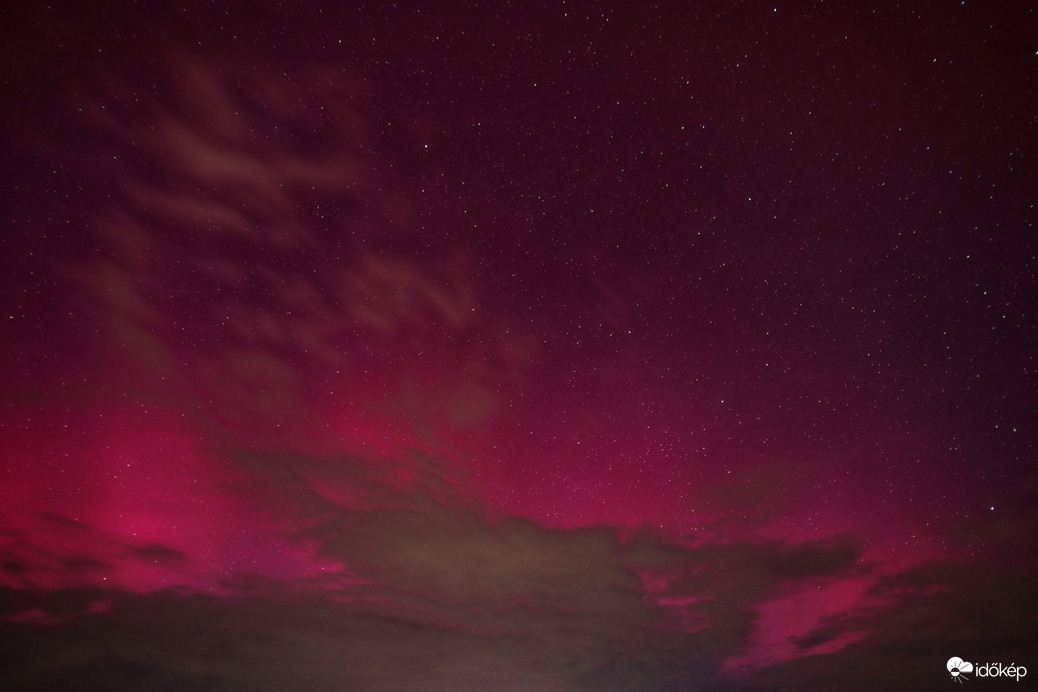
[2,2,1036,690]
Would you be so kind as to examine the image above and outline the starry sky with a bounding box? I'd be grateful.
[1,2,1036,690]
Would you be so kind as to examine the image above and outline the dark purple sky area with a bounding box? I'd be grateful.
[2,2,1036,690]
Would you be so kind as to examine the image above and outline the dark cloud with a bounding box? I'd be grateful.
[3,442,876,690]
[39,513,95,531]
[6,532,1020,692]
[1,561,27,576]
[0,585,107,621]
[720,556,1038,691]
[0,523,873,691]
[791,630,840,651]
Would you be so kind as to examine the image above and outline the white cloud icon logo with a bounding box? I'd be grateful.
[947,657,974,683]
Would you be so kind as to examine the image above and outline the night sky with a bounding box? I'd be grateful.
[2,2,1037,690]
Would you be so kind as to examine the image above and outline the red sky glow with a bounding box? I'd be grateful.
[2,2,1036,690]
